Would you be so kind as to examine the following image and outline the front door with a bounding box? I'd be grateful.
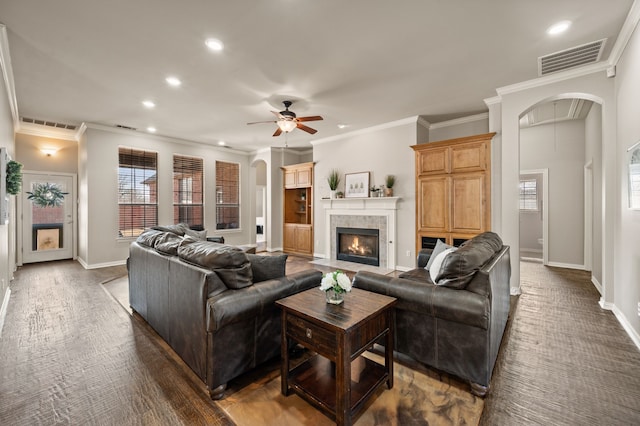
[21,173,74,263]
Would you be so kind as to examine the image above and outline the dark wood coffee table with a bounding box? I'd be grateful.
[276,288,396,426]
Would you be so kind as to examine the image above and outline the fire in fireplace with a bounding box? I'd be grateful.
[336,227,380,266]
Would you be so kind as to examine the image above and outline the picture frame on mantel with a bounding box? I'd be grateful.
[345,171,369,198]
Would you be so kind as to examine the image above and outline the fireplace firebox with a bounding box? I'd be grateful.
[336,227,380,266]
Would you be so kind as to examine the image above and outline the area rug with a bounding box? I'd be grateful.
[216,351,484,426]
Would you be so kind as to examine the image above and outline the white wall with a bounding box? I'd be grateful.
[585,103,603,285]
[429,115,489,142]
[614,19,640,342]
[78,126,252,268]
[312,120,417,270]
[0,55,16,315]
[520,120,586,267]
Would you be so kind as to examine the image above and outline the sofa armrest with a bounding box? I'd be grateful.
[353,271,436,314]
[206,269,322,331]
[417,248,433,268]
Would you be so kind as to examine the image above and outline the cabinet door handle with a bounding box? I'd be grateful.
[306,328,312,339]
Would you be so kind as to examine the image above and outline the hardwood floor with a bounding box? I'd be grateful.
[1,255,639,425]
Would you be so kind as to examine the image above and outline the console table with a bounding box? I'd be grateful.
[276,288,396,426]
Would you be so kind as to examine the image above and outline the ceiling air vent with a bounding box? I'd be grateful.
[21,117,77,130]
[538,38,607,76]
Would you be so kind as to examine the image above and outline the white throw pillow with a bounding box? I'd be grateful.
[425,239,454,270]
[429,247,456,283]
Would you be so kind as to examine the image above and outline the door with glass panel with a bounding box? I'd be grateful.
[21,173,74,263]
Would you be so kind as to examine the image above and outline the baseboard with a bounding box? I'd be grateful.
[510,286,522,296]
[591,275,602,295]
[313,252,326,259]
[0,287,11,338]
[599,297,614,310]
[611,304,640,352]
[395,265,412,272]
[546,261,585,270]
[77,258,127,270]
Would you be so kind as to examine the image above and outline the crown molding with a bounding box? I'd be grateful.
[417,116,431,128]
[429,112,489,130]
[311,116,422,146]
[496,61,609,96]
[609,0,640,66]
[483,95,502,106]
[84,122,250,156]
[0,25,19,131]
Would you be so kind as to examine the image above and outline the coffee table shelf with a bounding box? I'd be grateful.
[277,288,396,426]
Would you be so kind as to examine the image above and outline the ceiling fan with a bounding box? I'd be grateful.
[247,101,323,137]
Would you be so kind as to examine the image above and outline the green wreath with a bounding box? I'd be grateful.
[6,160,23,195]
[27,182,68,208]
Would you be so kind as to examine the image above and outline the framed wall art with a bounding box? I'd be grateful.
[344,171,369,198]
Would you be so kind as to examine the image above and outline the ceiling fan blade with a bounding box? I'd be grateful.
[271,110,285,119]
[296,123,317,134]
[272,127,283,137]
[296,115,323,122]
[247,120,277,125]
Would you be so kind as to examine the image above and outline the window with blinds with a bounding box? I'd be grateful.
[519,179,538,211]
[215,161,240,230]
[173,155,204,229]
[118,147,158,237]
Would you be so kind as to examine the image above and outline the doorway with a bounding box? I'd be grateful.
[19,172,76,264]
[519,170,548,264]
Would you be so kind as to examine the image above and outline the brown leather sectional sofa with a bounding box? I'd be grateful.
[127,227,322,399]
[353,232,511,396]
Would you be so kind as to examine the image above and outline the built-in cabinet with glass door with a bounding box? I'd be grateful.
[282,162,313,255]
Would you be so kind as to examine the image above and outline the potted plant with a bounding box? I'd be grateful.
[384,175,395,197]
[327,169,340,199]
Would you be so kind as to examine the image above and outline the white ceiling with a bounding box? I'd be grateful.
[0,0,634,151]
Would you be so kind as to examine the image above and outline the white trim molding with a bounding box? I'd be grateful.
[0,287,10,338]
[608,0,640,66]
[0,24,19,131]
[429,113,489,130]
[611,304,640,351]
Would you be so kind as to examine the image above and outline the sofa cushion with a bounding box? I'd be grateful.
[178,241,253,289]
[136,229,166,247]
[436,232,503,289]
[184,228,207,240]
[426,239,453,270]
[153,223,190,236]
[247,254,288,282]
[153,231,184,255]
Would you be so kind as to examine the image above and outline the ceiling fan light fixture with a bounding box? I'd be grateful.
[277,119,297,133]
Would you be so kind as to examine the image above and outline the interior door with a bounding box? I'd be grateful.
[21,173,74,263]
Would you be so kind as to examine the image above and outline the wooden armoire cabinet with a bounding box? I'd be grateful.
[411,132,495,252]
[282,162,314,255]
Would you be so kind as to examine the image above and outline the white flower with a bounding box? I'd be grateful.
[336,273,352,292]
[320,273,336,291]
[319,270,352,293]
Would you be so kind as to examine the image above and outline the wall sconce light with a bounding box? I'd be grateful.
[41,148,57,157]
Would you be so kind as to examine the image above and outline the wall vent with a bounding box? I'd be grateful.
[21,117,77,130]
[115,124,137,131]
[538,39,607,76]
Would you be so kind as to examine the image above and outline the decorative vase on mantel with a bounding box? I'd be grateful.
[384,187,393,197]
[330,190,336,199]
[325,289,345,305]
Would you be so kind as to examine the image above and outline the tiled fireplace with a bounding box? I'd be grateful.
[321,197,399,270]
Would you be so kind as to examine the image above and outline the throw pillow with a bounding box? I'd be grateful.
[247,254,288,282]
[429,247,456,283]
[425,239,454,270]
[184,228,207,240]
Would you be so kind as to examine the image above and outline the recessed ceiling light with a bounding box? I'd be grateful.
[147,126,157,133]
[337,124,347,129]
[142,100,156,108]
[205,38,224,51]
[165,76,181,87]
[217,141,226,146]
[547,20,571,35]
